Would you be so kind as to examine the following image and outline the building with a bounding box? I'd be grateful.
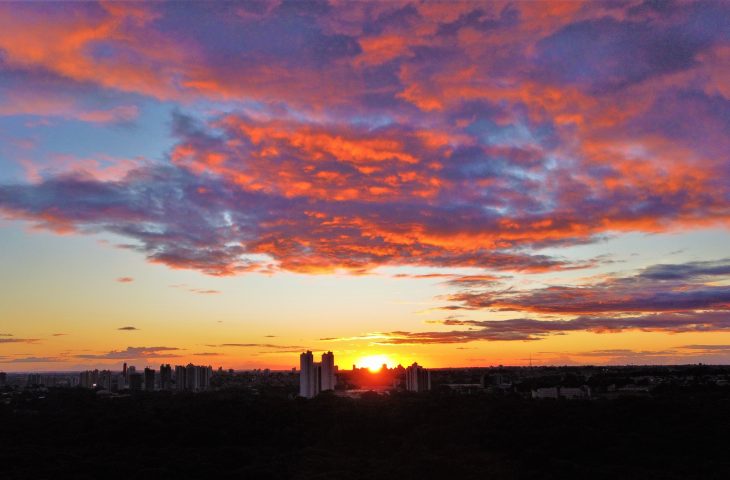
[175,365,186,391]
[144,367,155,391]
[173,364,212,392]
[299,351,338,398]
[98,370,113,391]
[320,351,336,392]
[405,363,431,392]
[128,372,143,391]
[79,369,100,389]
[160,364,172,390]
[299,351,315,398]
[0,372,6,387]
[532,386,591,400]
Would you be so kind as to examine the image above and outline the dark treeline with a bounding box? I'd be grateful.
[2,387,729,479]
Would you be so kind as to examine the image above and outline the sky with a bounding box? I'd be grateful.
[1,0,730,372]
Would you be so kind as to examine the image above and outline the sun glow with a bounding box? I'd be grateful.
[356,354,394,372]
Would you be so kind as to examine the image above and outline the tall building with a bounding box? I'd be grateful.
[405,363,431,392]
[98,370,113,390]
[299,351,337,398]
[299,351,315,398]
[185,363,198,391]
[128,372,143,391]
[175,365,186,391]
[26,373,43,388]
[160,364,172,390]
[173,364,212,392]
[0,372,6,387]
[320,351,336,392]
[79,369,100,389]
[144,367,155,391]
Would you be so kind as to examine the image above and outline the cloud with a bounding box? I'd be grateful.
[117,326,139,331]
[169,284,222,295]
[0,356,65,363]
[116,277,134,283]
[351,311,730,345]
[0,338,40,344]
[51,333,68,336]
[75,346,180,360]
[446,259,730,314]
[192,352,222,357]
[0,2,728,278]
[205,343,305,349]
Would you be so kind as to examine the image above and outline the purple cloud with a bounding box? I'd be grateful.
[0,1,727,279]
[75,346,180,360]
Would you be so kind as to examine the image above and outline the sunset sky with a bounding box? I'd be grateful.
[2,1,730,372]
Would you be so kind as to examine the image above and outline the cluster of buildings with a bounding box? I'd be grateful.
[76,362,213,392]
[298,352,432,398]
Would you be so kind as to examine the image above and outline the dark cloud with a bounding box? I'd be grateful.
[638,259,730,280]
[0,338,40,344]
[446,259,730,314]
[0,356,65,363]
[334,311,730,345]
[117,326,139,331]
[205,343,305,349]
[75,346,180,360]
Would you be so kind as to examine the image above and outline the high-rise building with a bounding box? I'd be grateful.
[79,369,100,389]
[160,364,172,390]
[26,373,43,388]
[128,372,143,391]
[0,372,6,387]
[198,365,212,390]
[405,363,431,392]
[320,351,336,392]
[185,363,198,391]
[98,370,113,390]
[299,351,337,398]
[300,351,315,398]
[175,365,186,391]
[144,367,155,391]
[173,364,212,392]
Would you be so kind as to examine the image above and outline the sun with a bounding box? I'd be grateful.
[356,354,394,373]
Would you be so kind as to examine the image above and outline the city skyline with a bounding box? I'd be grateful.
[2,1,730,371]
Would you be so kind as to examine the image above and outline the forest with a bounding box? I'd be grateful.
[2,386,729,479]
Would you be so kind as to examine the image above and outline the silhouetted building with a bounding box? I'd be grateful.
[175,365,186,391]
[79,369,100,389]
[144,367,155,391]
[128,372,143,391]
[321,351,336,391]
[405,363,430,392]
[300,351,316,398]
[160,364,172,390]
[0,372,6,387]
[173,364,212,391]
[98,370,113,390]
[26,373,43,388]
